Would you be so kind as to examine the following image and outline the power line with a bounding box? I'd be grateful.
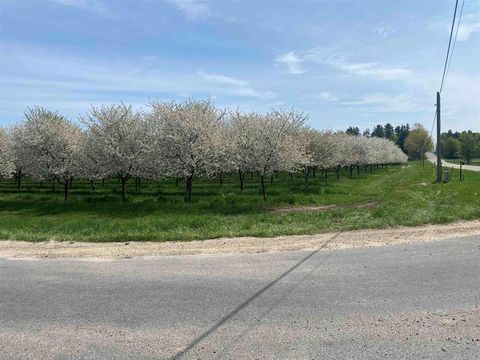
[439,0,459,93]
[434,0,465,137]
[444,0,465,90]
[434,0,463,182]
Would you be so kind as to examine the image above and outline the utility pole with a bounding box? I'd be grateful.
[436,92,442,183]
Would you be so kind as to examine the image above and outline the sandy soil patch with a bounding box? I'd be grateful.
[269,202,378,213]
[413,182,428,187]
[0,220,479,260]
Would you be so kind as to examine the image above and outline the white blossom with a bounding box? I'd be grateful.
[229,109,307,199]
[20,107,84,200]
[149,99,226,202]
[0,128,15,179]
[82,103,151,202]
[9,101,408,202]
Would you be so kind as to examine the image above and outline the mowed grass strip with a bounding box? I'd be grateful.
[0,161,479,242]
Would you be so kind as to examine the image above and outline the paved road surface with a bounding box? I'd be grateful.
[426,152,480,172]
[1,236,479,359]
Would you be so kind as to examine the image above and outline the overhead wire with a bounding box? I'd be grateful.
[433,0,465,140]
[439,0,459,93]
[443,0,466,92]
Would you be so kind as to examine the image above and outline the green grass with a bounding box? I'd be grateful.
[0,161,479,242]
[446,158,480,166]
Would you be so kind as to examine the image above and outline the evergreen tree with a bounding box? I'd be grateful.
[384,123,394,140]
[346,126,360,136]
[371,124,385,138]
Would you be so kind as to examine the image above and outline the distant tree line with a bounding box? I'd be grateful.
[347,123,480,165]
[440,130,480,164]
[346,123,411,153]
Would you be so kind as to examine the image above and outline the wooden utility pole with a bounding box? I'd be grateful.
[436,92,442,183]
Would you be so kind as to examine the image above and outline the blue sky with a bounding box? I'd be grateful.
[1,0,479,132]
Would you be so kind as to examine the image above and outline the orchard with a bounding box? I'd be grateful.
[0,99,407,202]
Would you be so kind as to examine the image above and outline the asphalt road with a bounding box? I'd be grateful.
[1,236,479,359]
[426,152,480,172]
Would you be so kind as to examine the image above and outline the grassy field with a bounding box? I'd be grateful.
[446,158,480,166]
[0,161,479,242]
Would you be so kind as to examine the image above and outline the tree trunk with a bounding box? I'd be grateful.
[121,177,127,203]
[40,181,43,188]
[175,178,179,187]
[270,175,274,185]
[91,180,96,191]
[335,166,340,179]
[349,166,354,177]
[102,178,105,187]
[63,181,69,201]
[219,173,223,186]
[16,170,22,190]
[52,179,56,192]
[313,166,316,178]
[238,169,244,192]
[185,175,193,202]
[325,169,328,184]
[357,165,360,175]
[260,175,267,201]
[304,167,309,186]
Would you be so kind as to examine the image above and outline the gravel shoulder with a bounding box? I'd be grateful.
[1,220,479,259]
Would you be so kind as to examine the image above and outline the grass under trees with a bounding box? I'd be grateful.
[0,161,479,242]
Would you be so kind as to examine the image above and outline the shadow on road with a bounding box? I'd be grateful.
[171,231,341,359]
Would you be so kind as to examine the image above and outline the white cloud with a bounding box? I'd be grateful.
[198,71,249,88]
[341,62,412,80]
[304,48,412,80]
[439,73,480,129]
[198,71,276,98]
[372,23,393,38]
[310,92,338,102]
[0,43,277,123]
[50,0,107,14]
[275,51,305,74]
[165,0,211,20]
[457,14,480,41]
[343,93,426,113]
[428,13,480,42]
